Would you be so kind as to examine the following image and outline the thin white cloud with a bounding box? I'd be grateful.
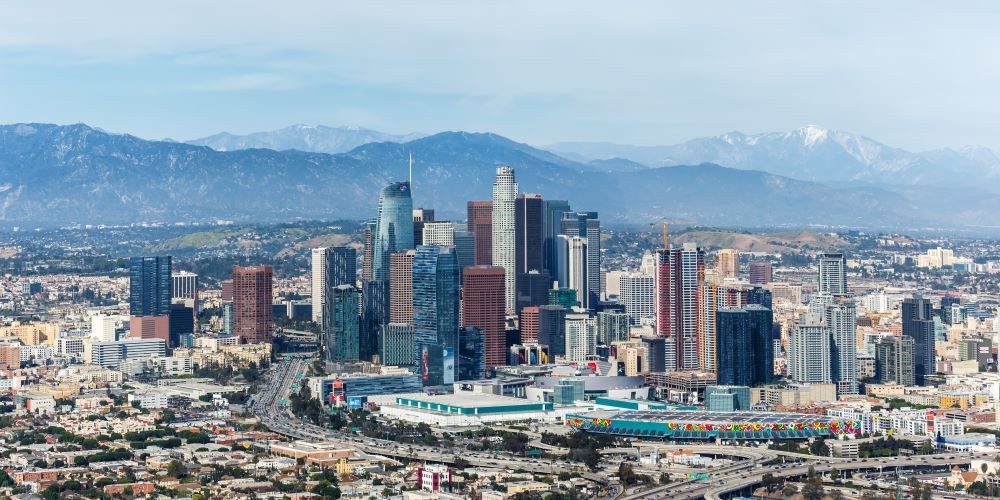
[0,1,998,149]
[185,73,303,92]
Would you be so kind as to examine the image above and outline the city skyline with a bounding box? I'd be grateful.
[2,3,1000,498]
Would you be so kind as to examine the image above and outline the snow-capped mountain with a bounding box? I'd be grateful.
[0,123,956,229]
[187,124,425,154]
[546,126,1000,187]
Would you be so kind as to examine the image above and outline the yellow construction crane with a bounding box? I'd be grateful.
[649,219,697,250]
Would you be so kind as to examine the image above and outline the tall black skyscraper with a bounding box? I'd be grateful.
[458,326,485,381]
[515,194,545,275]
[129,256,173,316]
[516,270,553,314]
[168,303,194,350]
[746,286,773,310]
[902,295,935,385]
[327,246,357,289]
[716,309,751,386]
[516,195,549,314]
[536,305,567,356]
[641,336,667,373]
[716,304,773,387]
[360,281,388,361]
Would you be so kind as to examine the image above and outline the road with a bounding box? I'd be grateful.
[623,450,986,499]
[251,359,984,500]
[700,453,985,500]
[250,358,619,496]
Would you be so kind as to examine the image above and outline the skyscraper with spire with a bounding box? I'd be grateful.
[365,182,414,361]
[491,166,518,313]
[372,181,414,282]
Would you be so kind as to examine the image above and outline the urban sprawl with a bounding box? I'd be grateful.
[2,166,1000,500]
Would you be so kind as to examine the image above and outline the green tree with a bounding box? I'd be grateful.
[617,462,637,485]
[802,476,825,500]
[167,460,187,478]
[918,439,934,454]
[809,438,830,456]
[761,472,783,492]
[159,409,176,423]
[312,480,341,499]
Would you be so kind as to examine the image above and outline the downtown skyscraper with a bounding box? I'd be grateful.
[717,249,739,280]
[542,199,571,280]
[461,265,506,367]
[558,235,589,308]
[902,295,935,385]
[232,265,273,344]
[656,243,705,371]
[129,256,173,317]
[366,182,414,361]
[412,245,461,360]
[389,250,415,324]
[515,193,547,312]
[789,317,832,383]
[324,284,360,362]
[825,296,858,395]
[876,335,916,386]
[491,166,518,313]
[467,200,493,266]
[311,246,357,325]
[818,252,848,295]
[716,304,774,387]
[372,181,414,282]
[560,211,601,308]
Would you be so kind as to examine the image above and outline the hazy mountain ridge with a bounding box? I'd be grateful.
[546,125,1000,188]
[0,123,992,230]
[187,124,425,153]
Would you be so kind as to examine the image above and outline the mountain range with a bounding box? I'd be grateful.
[547,125,1000,188]
[187,124,425,154]
[0,123,997,232]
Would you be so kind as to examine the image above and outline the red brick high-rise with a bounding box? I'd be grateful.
[233,265,273,343]
[520,306,539,344]
[748,259,773,285]
[462,265,506,367]
[131,315,169,343]
[0,343,20,370]
[467,201,493,266]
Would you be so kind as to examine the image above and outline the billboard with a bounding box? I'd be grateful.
[442,347,455,385]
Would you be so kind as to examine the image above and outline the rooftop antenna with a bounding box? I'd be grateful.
[408,152,413,189]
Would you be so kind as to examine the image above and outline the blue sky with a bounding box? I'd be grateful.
[2,1,999,150]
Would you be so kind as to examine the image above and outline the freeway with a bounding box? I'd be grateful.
[622,450,987,499]
[250,359,616,489]
[701,453,986,500]
[253,359,977,500]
